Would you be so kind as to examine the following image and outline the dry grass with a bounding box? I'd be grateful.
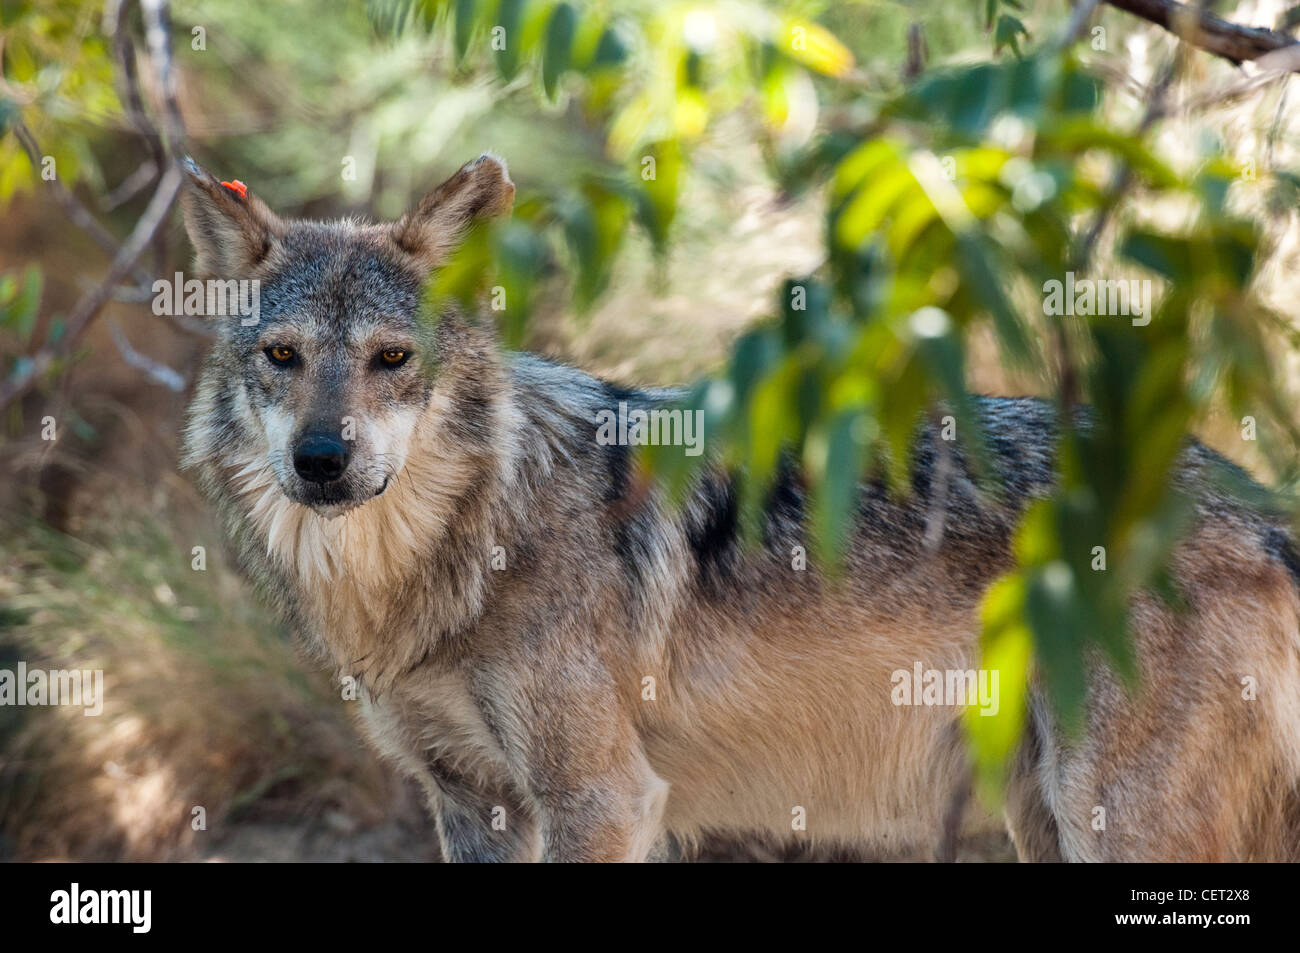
[0,502,434,861]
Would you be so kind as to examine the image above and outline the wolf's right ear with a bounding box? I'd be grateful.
[391,153,515,269]
[179,157,286,276]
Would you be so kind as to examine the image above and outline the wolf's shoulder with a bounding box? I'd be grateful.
[508,352,681,408]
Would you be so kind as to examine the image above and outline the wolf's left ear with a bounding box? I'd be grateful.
[179,157,286,277]
[391,153,515,268]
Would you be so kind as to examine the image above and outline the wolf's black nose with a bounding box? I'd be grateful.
[293,433,351,483]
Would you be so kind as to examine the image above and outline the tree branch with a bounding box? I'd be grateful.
[12,121,152,284]
[1104,0,1300,67]
[1,0,201,410]
[0,164,183,410]
[105,0,166,172]
[139,0,187,154]
[109,318,186,392]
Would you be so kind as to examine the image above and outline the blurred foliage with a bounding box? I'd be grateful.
[5,0,1300,804]
[391,0,858,341]
[0,0,121,199]
[986,0,1030,57]
[0,266,43,346]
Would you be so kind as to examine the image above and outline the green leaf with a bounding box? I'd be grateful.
[1119,230,1192,281]
[776,17,855,79]
[0,98,17,138]
[14,266,42,343]
[993,14,1028,58]
[454,0,476,64]
[968,573,1034,801]
[589,26,628,69]
[808,408,869,569]
[494,0,525,80]
[494,221,547,348]
[635,140,681,251]
[425,221,495,318]
[954,232,1031,363]
[543,2,576,100]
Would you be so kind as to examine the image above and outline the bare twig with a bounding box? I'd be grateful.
[1093,30,1298,120]
[101,159,159,211]
[12,121,152,285]
[104,0,166,171]
[1085,58,1150,100]
[1103,0,1300,69]
[1062,0,1103,46]
[1267,76,1291,170]
[1051,42,1186,411]
[13,119,207,337]
[136,0,186,279]
[139,0,187,155]
[1076,49,1184,266]
[903,23,928,80]
[109,319,187,391]
[0,0,206,409]
[1174,67,1287,115]
[0,164,184,410]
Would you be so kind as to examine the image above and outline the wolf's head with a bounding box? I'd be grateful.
[179,154,514,518]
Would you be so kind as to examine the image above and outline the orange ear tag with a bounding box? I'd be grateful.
[221,179,248,199]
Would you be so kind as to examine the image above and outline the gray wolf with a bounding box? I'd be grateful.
[179,153,1300,861]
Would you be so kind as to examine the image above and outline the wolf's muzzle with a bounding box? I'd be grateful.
[293,432,351,483]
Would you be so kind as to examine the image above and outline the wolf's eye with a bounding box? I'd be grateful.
[265,345,297,367]
[377,349,409,368]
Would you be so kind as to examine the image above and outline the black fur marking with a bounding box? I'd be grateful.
[1266,527,1300,591]
[592,381,660,599]
[597,381,649,505]
[760,461,807,550]
[686,472,740,592]
[601,440,632,505]
[612,508,658,600]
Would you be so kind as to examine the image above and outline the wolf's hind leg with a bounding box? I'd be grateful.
[1041,570,1300,862]
[1004,724,1062,862]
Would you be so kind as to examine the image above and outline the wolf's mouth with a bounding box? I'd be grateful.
[279,466,391,514]
[283,480,363,514]
[286,477,389,517]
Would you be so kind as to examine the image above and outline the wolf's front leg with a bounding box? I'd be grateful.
[530,763,670,862]
[427,757,542,863]
[478,650,669,862]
